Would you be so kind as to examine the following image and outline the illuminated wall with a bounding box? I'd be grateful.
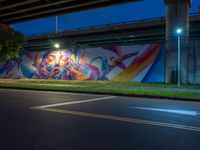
[0,44,165,82]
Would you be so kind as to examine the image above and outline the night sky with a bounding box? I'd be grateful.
[13,0,200,35]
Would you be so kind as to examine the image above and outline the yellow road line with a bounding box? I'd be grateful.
[32,107,200,133]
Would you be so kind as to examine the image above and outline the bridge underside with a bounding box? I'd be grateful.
[24,14,200,51]
[0,0,141,24]
[25,19,166,50]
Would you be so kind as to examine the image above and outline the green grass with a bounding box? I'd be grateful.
[0,79,200,101]
[1,78,200,89]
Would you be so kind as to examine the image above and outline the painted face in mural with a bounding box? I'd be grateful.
[42,51,69,78]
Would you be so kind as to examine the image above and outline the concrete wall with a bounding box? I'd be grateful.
[0,44,165,82]
[188,40,200,84]
[0,41,199,84]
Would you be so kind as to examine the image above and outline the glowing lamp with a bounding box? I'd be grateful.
[54,43,60,49]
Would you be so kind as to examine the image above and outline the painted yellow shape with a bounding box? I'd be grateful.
[73,69,89,80]
[112,46,160,81]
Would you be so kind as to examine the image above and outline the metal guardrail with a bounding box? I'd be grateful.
[26,12,200,38]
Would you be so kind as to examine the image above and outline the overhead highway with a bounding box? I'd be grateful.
[24,12,200,51]
[0,0,142,24]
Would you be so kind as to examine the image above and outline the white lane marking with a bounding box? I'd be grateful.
[131,106,199,116]
[31,96,117,109]
[37,108,200,133]
[0,88,105,96]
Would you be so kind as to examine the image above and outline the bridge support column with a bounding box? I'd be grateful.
[164,0,192,84]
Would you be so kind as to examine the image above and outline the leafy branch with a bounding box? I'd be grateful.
[0,23,25,63]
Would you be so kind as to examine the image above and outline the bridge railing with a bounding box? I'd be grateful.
[26,12,199,38]
[25,16,166,38]
[190,12,200,16]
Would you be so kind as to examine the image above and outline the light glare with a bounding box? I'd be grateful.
[176,28,182,34]
[54,43,60,48]
[131,106,198,116]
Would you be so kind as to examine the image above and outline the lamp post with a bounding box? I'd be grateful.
[176,28,182,87]
[56,16,58,33]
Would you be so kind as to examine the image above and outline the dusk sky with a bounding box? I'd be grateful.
[13,0,200,35]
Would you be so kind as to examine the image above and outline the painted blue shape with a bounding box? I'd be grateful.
[20,64,34,78]
[0,61,9,74]
[142,45,165,82]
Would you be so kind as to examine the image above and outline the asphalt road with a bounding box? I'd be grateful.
[0,89,200,150]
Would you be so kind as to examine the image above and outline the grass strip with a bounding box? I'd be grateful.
[0,82,200,101]
[1,79,200,89]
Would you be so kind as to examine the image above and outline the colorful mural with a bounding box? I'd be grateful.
[0,44,164,82]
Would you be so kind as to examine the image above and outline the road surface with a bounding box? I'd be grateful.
[0,89,200,150]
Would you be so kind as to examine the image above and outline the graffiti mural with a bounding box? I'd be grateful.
[0,44,164,82]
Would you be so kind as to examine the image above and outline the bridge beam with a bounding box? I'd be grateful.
[164,0,192,84]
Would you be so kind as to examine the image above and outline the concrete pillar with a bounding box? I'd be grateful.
[164,0,192,84]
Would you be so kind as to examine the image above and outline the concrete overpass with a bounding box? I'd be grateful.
[24,12,200,50]
[0,0,142,24]
[24,17,166,50]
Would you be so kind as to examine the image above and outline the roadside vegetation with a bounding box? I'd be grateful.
[0,79,200,101]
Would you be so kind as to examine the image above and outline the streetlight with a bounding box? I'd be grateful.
[54,43,60,49]
[56,16,58,33]
[176,28,182,87]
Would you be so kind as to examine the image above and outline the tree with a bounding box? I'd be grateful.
[0,23,25,63]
